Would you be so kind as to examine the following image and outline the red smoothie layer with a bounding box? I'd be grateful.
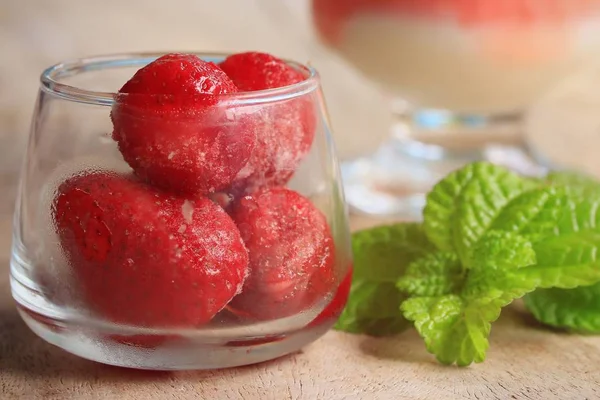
[313,0,600,44]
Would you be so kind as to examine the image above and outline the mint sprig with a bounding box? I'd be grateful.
[401,231,538,366]
[335,163,600,366]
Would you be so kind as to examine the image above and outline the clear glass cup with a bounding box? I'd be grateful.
[312,0,600,218]
[10,52,352,370]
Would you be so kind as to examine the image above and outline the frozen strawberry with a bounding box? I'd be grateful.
[308,267,353,327]
[219,52,306,91]
[227,187,335,320]
[111,53,256,195]
[53,171,249,329]
[219,52,316,194]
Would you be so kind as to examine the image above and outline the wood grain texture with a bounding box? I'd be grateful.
[2,1,600,399]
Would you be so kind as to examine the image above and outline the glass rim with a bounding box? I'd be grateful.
[40,51,320,107]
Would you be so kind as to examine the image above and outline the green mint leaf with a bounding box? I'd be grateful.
[401,295,497,366]
[470,230,537,272]
[546,170,600,196]
[336,223,435,336]
[463,231,537,303]
[491,187,565,239]
[424,162,487,251]
[520,169,600,333]
[484,176,600,289]
[397,252,463,297]
[453,167,538,265]
[402,231,537,366]
[423,162,537,263]
[519,232,600,289]
[352,223,435,282]
[335,280,410,336]
[496,192,600,289]
[524,283,600,333]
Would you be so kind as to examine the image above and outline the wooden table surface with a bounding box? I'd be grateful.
[2,1,600,399]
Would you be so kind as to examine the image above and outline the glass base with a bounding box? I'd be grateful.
[17,305,331,371]
[342,107,546,219]
[10,251,335,371]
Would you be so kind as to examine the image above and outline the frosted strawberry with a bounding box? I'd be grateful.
[219,52,316,194]
[111,53,256,195]
[227,187,335,320]
[53,171,249,328]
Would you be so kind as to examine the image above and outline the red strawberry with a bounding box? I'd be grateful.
[308,267,353,327]
[227,187,335,320]
[219,52,316,194]
[111,53,256,195]
[219,52,306,91]
[53,171,249,329]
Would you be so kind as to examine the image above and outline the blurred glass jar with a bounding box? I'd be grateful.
[312,0,600,217]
